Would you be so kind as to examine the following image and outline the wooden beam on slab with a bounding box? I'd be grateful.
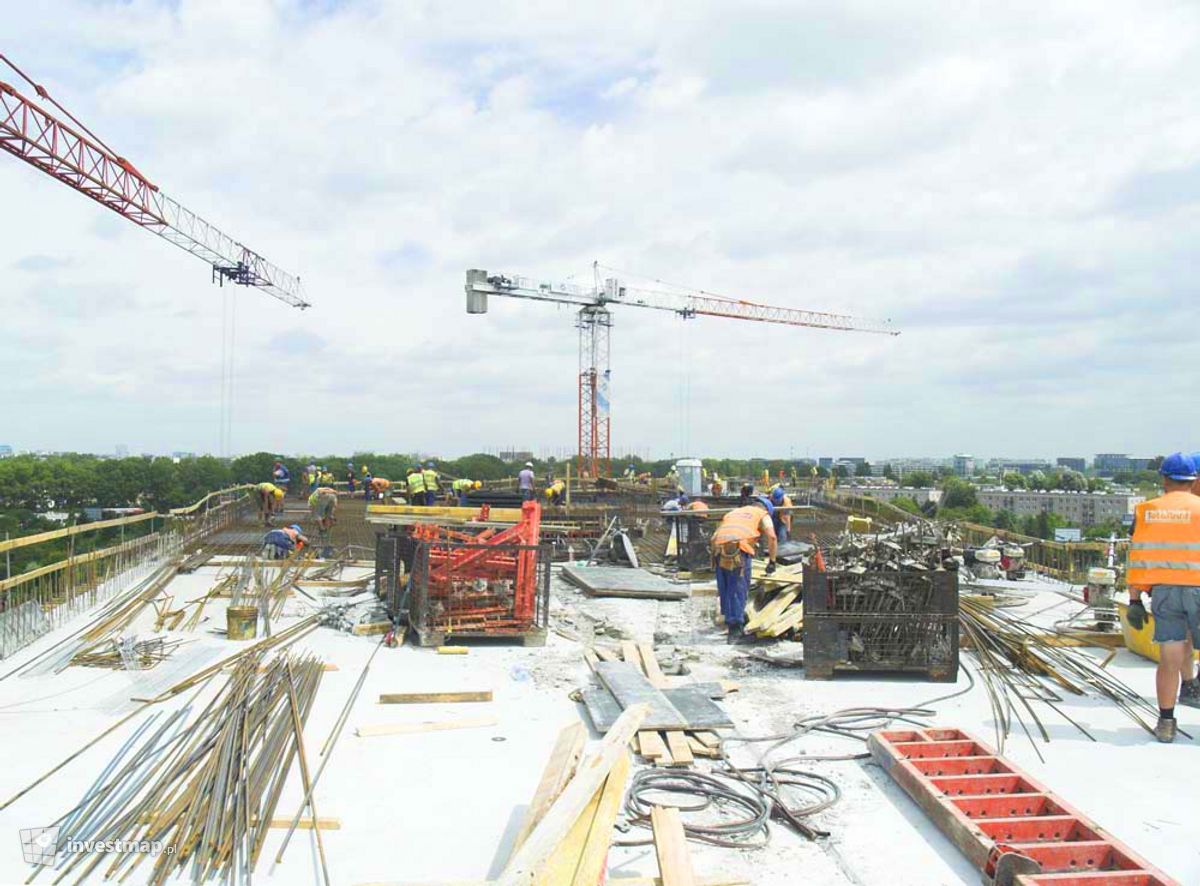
[638,643,669,689]
[664,731,694,766]
[651,806,696,886]
[637,731,669,761]
[378,691,492,705]
[509,721,588,857]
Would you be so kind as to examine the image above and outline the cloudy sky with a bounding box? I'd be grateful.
[3,1,1197,461]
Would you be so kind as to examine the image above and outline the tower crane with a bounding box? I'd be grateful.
[466,262,898,479]
[0,52,307,308]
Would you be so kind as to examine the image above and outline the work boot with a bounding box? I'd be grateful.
[726,624,742,645]
[1155,716,1178,743]
[1179,679,1200,709]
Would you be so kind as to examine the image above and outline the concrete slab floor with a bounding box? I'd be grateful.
[0,565,1194,885]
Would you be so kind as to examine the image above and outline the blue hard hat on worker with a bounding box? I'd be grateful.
[770,486,786,505]
[1160,452,1197,482]
[289,524,302,533]
[754,494,776,516]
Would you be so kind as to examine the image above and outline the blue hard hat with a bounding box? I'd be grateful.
[1160,452,1197,481]
[770,486,786,504]
[289,524,302,533]
[678,492,689,504]
[754,494,776,516]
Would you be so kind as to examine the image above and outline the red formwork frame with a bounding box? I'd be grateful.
[868,727,1179,886]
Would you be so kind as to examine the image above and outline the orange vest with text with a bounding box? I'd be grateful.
[1127,491,1200,589]
[711,506,770,555]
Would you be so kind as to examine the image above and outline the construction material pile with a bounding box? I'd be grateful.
[31,652,327,886]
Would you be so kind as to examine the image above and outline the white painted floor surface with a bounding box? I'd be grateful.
[0,565,1196,886]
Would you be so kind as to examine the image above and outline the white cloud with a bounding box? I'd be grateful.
[2,0,1200,459]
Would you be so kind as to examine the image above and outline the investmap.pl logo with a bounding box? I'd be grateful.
[20,826,173,865]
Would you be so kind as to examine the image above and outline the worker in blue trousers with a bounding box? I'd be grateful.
[422,462,440,505]
[710,496,778,644]
[770,485,793,543]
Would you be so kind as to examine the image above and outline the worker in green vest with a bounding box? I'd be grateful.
[422,462,440,506]
[406,467,426,506]
[451,478,481,506]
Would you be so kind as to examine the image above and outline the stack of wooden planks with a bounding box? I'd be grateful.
[583,641,730,767]
[742,561,804,639]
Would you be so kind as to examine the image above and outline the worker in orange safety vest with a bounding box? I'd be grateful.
[710,496,778,644]
[1126,452,1200,742]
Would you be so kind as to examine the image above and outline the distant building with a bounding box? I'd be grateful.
[952,454,975,477]
[0,444,12,458]
[818,457,834,470]
[885,457,949,477]
[171,451,196,461]
[853,486,943,506]
[977,489,1143,526]
[1056,457,1086,472]
[1094,453,1130,474]
[990,458,1053,476]
[500,450,535,463]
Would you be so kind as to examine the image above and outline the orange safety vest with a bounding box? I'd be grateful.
[1127,491,1200,589]
[711,506,770,556]
[372,478,391,491]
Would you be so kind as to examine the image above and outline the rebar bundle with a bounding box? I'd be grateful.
[32,651,327,886]
[959,597,1163,757]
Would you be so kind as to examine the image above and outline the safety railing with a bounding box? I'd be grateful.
[0,486,251,658]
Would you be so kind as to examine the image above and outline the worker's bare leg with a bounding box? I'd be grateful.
[1157,642,1187,709]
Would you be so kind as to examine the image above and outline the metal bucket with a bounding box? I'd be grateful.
[226,606,258,641]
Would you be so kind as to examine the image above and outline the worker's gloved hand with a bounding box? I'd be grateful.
[1126,599,1147,630]
[765,561,777,575]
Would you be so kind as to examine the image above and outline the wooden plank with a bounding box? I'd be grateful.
[638,642,669,689]
[497,704,648,886]
[620,640,642,669]
[637,730,669,760]
[378,691,492,705]
[536,767,606,884]
[686,737,720,759]
[692,732,721,749]
[355,716,497,737]
[509,722,587,856]
[664,731,694,766]
[582,649,600,673]
[743,589,798,633]
[571,751,632,885]
[594,662,687,730]
[353,622,393,636]
[651,805,696,886]
[437,646,469,655]
[593,645,620,662]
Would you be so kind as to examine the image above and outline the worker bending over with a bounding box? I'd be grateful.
[545,479,566,506]
[263,524,309,559]
[1126,452,1200,743]
[452,478,481,506]
[406,466,425,506]
[422,462,440,506]
[256,482,284,526]
[518,462,536,502]
[770,485,793,543]
[710,496,778,644]
[369,477,392,502]
[309,486,339,532]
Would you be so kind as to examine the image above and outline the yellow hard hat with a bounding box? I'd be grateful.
[273,489,284,498]
[473,481,482,489]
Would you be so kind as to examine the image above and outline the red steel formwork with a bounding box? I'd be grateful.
[868,727,1179,886]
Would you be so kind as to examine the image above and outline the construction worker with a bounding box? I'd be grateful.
[711,473,723,497]
[346,463,357,494]
[309,486,338,532]
[1126,452,1200,742]
[263,524,308,559]
[770,485,793,543]
[710,495,778,644]
[451,478,481,506]
[518,461,536,502]
[406,466,426,506]
[545,478,566,506]
[320,466,336,485]
[369,477,392,502]
[738,484,754,506]
[256,482,284,526]
[362,470,374,501]
[272,461,291,496]
[422,462,440,506]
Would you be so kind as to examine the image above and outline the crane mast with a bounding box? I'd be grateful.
[465,266,897,479]
[0,54,307,308]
